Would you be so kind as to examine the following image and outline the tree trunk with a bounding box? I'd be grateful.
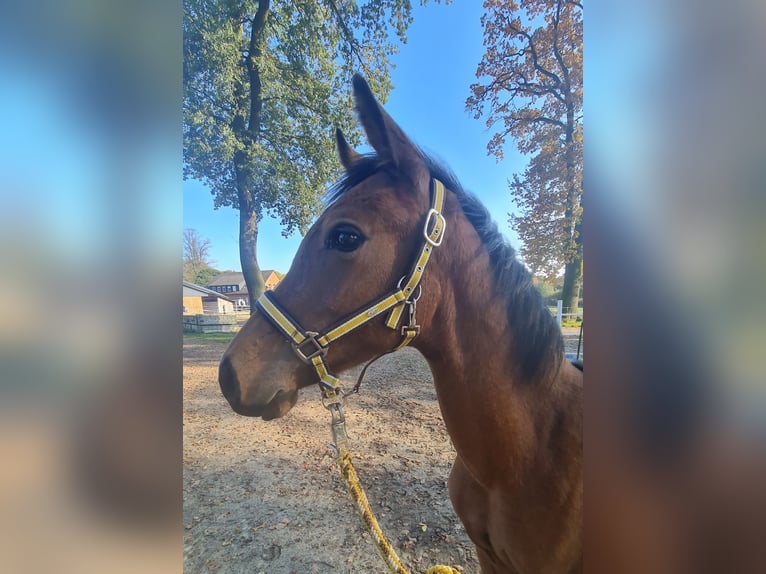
[561,256,582,314]
[233,0,269,314]
[239,202,264,312]
[561,217,583,314]
[560,87,582,318]
[235,158,265,312]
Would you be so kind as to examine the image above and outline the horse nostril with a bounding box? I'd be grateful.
[218,355,240,407]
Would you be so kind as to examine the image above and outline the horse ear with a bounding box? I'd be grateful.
[335,128,362,170]
[351,74,419,172]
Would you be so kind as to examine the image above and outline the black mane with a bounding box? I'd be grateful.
[325,151,564,383]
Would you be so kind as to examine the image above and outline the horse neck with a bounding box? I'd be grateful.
[413,197,581,489]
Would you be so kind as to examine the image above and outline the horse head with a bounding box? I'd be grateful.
[219,75,445,419]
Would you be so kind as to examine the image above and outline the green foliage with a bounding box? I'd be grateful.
[183,0,431,235]
[194,265,221,286]
[535,276,563,305]
[468,0,582,289]
[183,261,220,285]
[561,316,582,328]
[184,0,442,306]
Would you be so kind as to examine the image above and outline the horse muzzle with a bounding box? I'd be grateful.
[218,354,299,420]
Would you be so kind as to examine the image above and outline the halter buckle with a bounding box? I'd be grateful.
[292,331,327,364]
[423,208,446,247]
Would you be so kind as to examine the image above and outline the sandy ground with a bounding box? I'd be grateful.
[183,329,582,574]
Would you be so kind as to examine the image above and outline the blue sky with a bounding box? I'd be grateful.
[183,2,529,274]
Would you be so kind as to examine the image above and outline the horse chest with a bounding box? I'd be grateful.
[448,454,581,574]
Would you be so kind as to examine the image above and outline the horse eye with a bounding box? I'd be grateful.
[326,225,365,252]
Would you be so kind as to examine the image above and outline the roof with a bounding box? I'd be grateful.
[206,271,246,287]
[206,270,282,286]
[183,281,234,302]
[262,270,282,280]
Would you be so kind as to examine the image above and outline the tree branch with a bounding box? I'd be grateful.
[258,132,294,167]
[246,0,270,135]
[326,0,375,79]
[511,23,563,89]
[550,0,573,105]
[512,114,566,130]
[186,83,234,121]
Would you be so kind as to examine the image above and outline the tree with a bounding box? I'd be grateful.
[467,0,582,311]
[183,228,218,284]
[534,275,563,306]
[184,0,436,310]
[193,265,222,286]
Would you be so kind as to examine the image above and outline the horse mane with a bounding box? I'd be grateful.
[325,151,564,383]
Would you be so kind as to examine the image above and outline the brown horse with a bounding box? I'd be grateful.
[219,75,583,574]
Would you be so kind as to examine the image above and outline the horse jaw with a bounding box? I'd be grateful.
[257,388,299,420]
[222,381,300,420]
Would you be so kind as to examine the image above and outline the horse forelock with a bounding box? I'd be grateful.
[324,154,387,206]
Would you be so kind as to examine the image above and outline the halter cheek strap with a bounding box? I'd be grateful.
[255,178,447,397]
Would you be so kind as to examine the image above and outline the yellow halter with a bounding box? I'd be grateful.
[255,178,446,397]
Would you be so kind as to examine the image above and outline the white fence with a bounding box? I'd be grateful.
[553,300,583,327]
[552,300,583,360]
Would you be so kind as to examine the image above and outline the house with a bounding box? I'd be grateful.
[205,271,247,296]
[261,270,283,290]
[183,281,235,315]
[206,270,283,308]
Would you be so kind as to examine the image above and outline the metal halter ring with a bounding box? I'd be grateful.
[396,276,422,302]
[322,390,346,411]
[291,331,327,364]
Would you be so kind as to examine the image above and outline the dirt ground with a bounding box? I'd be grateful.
[183,329,582,574]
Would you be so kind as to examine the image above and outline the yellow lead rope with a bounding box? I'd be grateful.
[335,444,461,574]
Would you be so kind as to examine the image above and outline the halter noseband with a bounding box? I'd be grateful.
[255,178,447,399]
